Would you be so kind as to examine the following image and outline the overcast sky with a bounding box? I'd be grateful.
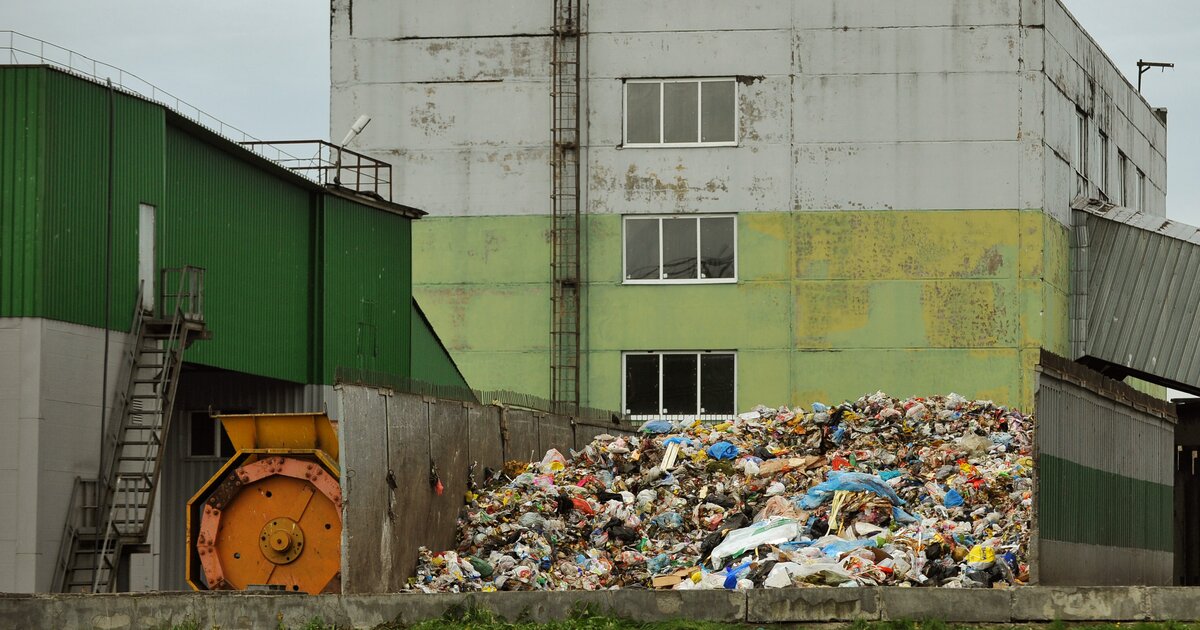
[2,0,1197,222]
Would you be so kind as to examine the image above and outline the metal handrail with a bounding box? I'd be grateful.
[240,140,393,201]
[0,31,318,182]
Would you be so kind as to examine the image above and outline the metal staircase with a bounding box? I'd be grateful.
[54,267,208,593]
[550,0,582,417]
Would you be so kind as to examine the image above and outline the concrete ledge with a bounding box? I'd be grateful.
[1011,586,1148,621]
[3,587,1200,629]
[881,587,1012,623]
[747,587,880,623]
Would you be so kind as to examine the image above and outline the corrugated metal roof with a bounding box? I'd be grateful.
[1072,198,1200,395]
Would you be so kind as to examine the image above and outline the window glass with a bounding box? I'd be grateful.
[624,218,659,280]
[700,354,736,414]
[626,82,660,144]
[1099,132,1109,196]
[1136,170,1146,211]
[700,217,735,279]
[701,81,736,143]
[625,354,659,414]
[661,217,698,279]
[189,412,215,457]
[663,81,699,143]
[1118,153,1128,205]
[661,354,698,415]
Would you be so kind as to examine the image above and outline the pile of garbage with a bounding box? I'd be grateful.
[410,392,1034,592]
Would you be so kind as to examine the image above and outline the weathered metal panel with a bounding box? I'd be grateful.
[384,393,432,591]
[426,400,469,554]
[340,385,390,593]
[1075,205,1200,393]
[466,404,504,482]
[163,126,313,383]
[538,414,575,457]
[322,195,412,384]
[159,367,329,590]
[502,408,540,463]
[1035,353,1176,585]
[0,67,45,318]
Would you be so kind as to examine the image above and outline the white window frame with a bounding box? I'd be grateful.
[1117,151,1129,206]
[622,214,738,285]
[623,78,739,148]
[1098,131,1109,200]
[1136,168,1146,212]
[621,351,737,423]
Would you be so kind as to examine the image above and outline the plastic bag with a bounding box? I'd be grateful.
[709,517,800,564]
[798,472,907,509]
[943,489,964,507]
[707,441,740,460]
[641,420,673,434]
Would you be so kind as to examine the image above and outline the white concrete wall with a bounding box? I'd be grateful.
[331,0,1167,222]
[1039,0,1168,221]
[0,318,130,592]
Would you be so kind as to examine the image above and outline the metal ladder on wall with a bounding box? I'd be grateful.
[53,267,208,593]
[550,0,582,417]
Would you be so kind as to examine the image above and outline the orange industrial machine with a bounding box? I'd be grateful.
[186,412,342,594]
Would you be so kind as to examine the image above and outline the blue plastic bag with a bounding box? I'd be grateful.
[892,506,918,524]
[943,489,964,507]
[641,420,673,434]
[663,436,692,447]
[723,561,752,589]
[878,470,902,481]
[812,402,829,413]
[798,472,907,509]
[821,538,878,557]
[707,441,740,460]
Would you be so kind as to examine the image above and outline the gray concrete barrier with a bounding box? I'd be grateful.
[6,587,1200,629]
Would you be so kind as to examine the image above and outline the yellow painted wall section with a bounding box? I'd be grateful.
[412,210,1070,413]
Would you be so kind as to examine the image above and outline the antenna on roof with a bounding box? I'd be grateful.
[1137,60,1174,93]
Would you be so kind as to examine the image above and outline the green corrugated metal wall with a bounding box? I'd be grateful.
[321,194,412,383]
[1,66,421,387]
[0,67,44,316]
[1039,454,1173,551]
[411,299,470,389]
[163,126,313,383]
[42,70,164,331]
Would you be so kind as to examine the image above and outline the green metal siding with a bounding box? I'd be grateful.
[411,299,470,390]
[321,195,412,383]
[163,126,312,383]
[1039,454,1173,551]
[0,67,45,317]
[41,69,164,330]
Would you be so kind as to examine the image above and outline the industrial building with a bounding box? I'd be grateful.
[330,0,1170,418]
[0,62,466,592]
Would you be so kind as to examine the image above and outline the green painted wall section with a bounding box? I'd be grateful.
[163,126,313,383]
[321,195,412,383]
[413,214,551,397]
[411,300,471,390]
[0,67,45,317]
[1039,454,1172,551]
[412,210,1071,412]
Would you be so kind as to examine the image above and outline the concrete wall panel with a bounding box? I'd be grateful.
[794,0,1020,29]
[342,0,550,39]
[589,0,793,33]
[466,405,504,482]
[385,394,432,591]
[538,414,575,458]
[503,409,541,464]
[340,386,389,593]
[795,73,1019,143]
[588,31,793,79]
[793,141,1019,211]
[426,401,470,554]
[798,26,1021,75]
[587,144,792,214]
[335,37,552,85]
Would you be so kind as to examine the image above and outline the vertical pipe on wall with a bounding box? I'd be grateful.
[97,77,115,582]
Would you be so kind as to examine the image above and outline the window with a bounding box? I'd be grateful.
[624,78,737,146]
[188,411,236,459]
[624,215,736,283]
[1117,152,1129,206]
[1072,109,1088,197]
[623,351,736,420]
[1136,169,1146,211]
[1098,132,1109,200]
